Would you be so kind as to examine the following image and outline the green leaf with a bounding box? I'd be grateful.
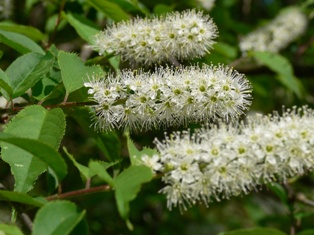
[58,51,104,94]
[88,161,115,186]
[113,0,150,15]
[5,51,55,98]
[65,13,99,44]
[0,224,24,235]
[0,190,45,207]
[0,134,67,189]
[114,165,153,220]
[213,42,237,59]
[217,228,287,235]
[32,201,86,235]
[0,22,45,41]
[297,229,314,235]
[252,51,304,98]
[1,106,66,192]
[268,183,288,204]
[153,4,174,14]
[63,147,90,182]
[0,68,13,99]
[126,132,157,166]
[0,29,44,54]
[87,0,130,22]
[32,46,62,101]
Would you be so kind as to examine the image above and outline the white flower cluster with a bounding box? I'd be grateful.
[196,0,215,11]
[145,106,314,210]
[239,7,307,54]
[84,64,252,132]
[91,10,218,65]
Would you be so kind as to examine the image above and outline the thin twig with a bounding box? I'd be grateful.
[46,185,111,201]
[47,0,67,48]
[296,193,314,207]
[20,213,33,231]
[0,101,97,115]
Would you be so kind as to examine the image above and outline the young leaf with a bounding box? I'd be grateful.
[58,51,104,94]
[0,68,13,100]
[0,29,44,54]
[252,51,304,98]
[32,201,86,235]
[217,228,287,235]
[0,22,45,41]
[0,224,24,235]
[88,160,115,186]
[114,165,153,220]
[5,51,55,98]
[63,147,90,182]
[65,13,99,44]
[126,132,157,166]
[0,190,45,207]
[86,0,130,22]
[1,106,66,192]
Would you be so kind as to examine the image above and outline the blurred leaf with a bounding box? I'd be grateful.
[0,29,44,54]
[0,190,45,207]
[33,201,86,235]
[153,4,174,14]
[0,224,24,235]
[114,0,150,15]
[213,42,237,59]
[87,0,130,22]
[114,165,153,221]
[58,51,104,94]
[65,13,99,44]
[267,183,288,204]
[218,227,287,235]
[126,132,157,166]
[0,22,45,41]
[0,68,13,99]
[297,229,314,235]
[88,160,114,186]
[1,106,66,192]
[252,51,304,98]
[5,51,55,98]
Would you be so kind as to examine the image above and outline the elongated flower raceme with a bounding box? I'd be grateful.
[143,106,314,210]
[84,64,252,132]
[91,10,218,65]
[196,0,215,11]
[239,7,307,54]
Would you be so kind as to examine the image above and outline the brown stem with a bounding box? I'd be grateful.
[0,101,97,115]
[46,185,111,201]
[296,193,314,207]
[47,0,67,48]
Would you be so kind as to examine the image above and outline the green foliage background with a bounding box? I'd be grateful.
[0,0,314,234]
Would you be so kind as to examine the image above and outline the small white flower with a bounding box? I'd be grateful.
[151,106,314,209]
[84,64,252,132]
[91,10,218,65]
